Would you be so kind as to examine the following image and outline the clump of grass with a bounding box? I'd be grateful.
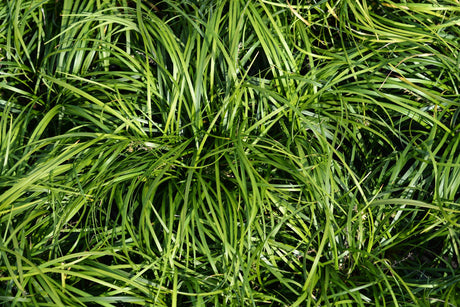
[1,0,459,306]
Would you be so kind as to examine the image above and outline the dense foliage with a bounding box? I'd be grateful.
[1,0,459,305]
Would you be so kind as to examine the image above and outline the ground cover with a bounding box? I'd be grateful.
[1,0,459,305]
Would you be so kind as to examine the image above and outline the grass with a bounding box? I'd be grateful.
[0,0,459,305]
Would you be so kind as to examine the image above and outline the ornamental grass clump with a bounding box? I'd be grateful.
[0,0,459,306]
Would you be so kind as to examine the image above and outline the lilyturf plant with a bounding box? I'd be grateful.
[0,0,459,306]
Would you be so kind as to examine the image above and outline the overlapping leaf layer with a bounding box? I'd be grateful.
[1,0,459,305]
